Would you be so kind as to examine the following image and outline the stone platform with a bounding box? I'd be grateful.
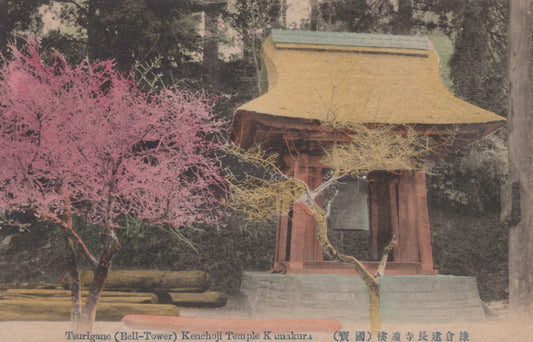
[240,272,486,324]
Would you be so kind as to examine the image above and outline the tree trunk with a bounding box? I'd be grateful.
[44,189,90,327]
[305,202,382,335]
[64,237,82,324]
[310,0,319,31]
[203,4,221,90]
[79,242,122,332]
[251,34,263,95]
[509,0,533,319]
[280,0,287,27]
[86,0,98,62]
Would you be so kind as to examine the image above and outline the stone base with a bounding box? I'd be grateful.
[272,260,438,275]
[240,272,486,324]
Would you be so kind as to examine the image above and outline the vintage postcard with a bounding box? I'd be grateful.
[0,1,529,341]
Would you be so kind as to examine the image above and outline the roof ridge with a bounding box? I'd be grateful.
[270,29,429,51]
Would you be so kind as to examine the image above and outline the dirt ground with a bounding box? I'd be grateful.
[1,299,532,342]
[1,319,532,342]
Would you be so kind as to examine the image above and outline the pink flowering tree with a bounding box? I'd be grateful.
[0,39,225,329]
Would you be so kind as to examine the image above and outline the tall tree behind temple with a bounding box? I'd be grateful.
[224,0,282,96]
[508,0,533,318]
[202,1,226,91]
[0,0,47,57]
[448,0,508,116]
[45,0,203,89]
[389,0,417,34]
[427,0,509,213]
[313,0,373,32]
[313,0,425,34]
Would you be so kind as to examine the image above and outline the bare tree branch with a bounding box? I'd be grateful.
[40,212,98,267]
[375,236,397,279]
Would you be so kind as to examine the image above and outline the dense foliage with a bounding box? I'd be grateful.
[0,40,224,229]
[42,0,203,88]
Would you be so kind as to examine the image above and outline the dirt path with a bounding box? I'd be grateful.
[1,299,531,342]
[1,319,532,342]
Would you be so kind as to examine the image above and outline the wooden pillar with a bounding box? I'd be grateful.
[397,170,420,262]
[389,177,400,261]
[272,153,323,272]
[413,171,434,272]
[273,214,291,264]
[368,174,380,259]
[369,170,436,273]
[274,166,435,274]
[368,171,394,260]
[396,170,435,270]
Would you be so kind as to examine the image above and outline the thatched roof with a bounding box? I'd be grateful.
[237,30,504,124]
[230,30,505,158]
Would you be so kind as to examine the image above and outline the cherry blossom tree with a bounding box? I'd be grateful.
[0,38,225,330]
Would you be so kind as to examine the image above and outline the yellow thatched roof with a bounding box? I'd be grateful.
[236,30,505,126]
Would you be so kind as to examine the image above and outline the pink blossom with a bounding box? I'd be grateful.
[0,39,226,229]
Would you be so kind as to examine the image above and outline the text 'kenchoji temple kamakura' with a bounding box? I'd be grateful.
[230,30,505,276]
